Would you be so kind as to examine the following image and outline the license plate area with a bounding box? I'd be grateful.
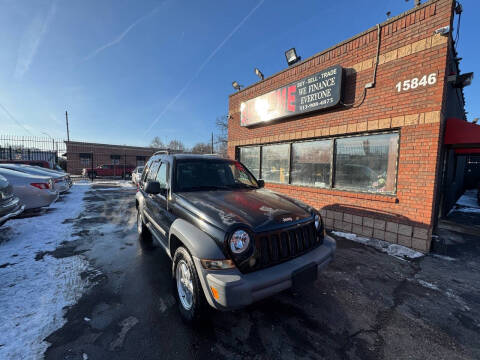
[292,262,318,288]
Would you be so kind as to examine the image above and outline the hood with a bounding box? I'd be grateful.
[176,189,313,232]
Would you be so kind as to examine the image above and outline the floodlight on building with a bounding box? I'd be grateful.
[285,48,301,66]
[232,81,243,91]
[447,72,474,88]
[434,25,450,36]
[254,68,264,80]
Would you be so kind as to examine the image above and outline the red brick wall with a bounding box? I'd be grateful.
[227,0,455,251]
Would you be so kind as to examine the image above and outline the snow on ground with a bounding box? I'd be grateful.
[0,183,92,359]
[91,180,136,190]
[452,189,480,214]
[332,231,424,260]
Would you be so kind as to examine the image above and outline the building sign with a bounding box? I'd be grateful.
[240,65,343,127]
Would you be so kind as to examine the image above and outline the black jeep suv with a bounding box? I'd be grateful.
[135,153,335,322]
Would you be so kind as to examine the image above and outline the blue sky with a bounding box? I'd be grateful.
[0,0,478,148]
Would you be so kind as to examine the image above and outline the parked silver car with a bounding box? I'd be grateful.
[131,166,144,185]
[0,175,24,226]
[0,168,58,210]
[0,164,71,193]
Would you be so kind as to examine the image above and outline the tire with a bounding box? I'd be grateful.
[137,208,152,244]
[172,247,207,323]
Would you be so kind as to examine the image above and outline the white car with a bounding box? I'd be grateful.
[131,166,145,185]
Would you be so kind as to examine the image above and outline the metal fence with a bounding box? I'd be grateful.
[0,135,159,179]
[0,135,66,168]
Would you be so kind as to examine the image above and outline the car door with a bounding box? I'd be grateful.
[153,162,176,238]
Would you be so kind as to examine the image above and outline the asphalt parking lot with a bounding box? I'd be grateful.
[34,183,480,360]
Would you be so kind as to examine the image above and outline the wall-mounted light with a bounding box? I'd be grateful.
[254,68,264,80]
[285,48,301,66]
[232,81,243,91]
[448,72,474,88]
[434,25,450,36]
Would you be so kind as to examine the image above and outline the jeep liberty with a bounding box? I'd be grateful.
[135,153,335,322]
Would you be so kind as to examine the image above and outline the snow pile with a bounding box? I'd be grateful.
[0,184,91,359]
[332,231,424,260]
[453,189,480,214]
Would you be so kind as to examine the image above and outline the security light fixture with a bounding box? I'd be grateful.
[232,81,243,91]
[434,25,450,36]
[405,0,421,6]
[285,48,301,66]
[447,72,474,88]
[254,68,264,80]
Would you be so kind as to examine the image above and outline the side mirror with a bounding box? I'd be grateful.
[257,179,265,188]
[144,181,161,194]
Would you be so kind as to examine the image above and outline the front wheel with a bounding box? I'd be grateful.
[173,247,207,323]
[137,209,152,244]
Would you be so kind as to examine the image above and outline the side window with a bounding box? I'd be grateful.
[141,163,151,183]
[156,163,168,189]
[147,161,160,181]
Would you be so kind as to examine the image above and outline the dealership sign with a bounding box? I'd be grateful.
[240,65,343,127]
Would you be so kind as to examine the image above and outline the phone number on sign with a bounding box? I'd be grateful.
[299,98,334,111]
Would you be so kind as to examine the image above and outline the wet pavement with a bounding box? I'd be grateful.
[44,183,480,360]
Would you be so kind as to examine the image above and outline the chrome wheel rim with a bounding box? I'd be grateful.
[176,260,193,310]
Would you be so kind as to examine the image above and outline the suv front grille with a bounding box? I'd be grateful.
[240,221,323,273]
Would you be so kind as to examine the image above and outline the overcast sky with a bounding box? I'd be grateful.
[0,0,478,147]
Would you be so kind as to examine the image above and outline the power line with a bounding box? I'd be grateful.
[0,101,34,135]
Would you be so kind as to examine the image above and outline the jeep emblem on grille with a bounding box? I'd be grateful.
[282,217,293,223]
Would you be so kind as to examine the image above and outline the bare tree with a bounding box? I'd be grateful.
[215,115,228,157]
[167,139,185,151]
[191,142,211,154]
[150,136,165,149]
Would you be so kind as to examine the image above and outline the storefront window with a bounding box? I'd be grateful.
[291,140,332,187]
[261,144,290,184]
[334,133,398,193]
[239,147,260,178]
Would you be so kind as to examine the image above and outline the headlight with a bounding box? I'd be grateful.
[230,230,250,254]
[315,214,321,229]
[200,259,235,270]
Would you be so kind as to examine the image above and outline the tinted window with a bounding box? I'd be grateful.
[291,140,332,187]
[261,144,290,184]
[239,147,260,178]
[175,160,258,191]
[334,133,398,193]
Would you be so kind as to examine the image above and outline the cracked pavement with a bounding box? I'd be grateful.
[44,183,480,359]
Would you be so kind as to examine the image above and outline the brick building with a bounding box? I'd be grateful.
[65,141,157,175]
[228,0,468,252]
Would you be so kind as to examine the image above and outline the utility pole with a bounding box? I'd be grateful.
[65,111,70,142]
[211,133,214,154]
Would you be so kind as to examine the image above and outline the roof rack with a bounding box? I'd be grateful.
[153,149,184,155]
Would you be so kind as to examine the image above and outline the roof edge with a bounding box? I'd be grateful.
[228,0,441,99]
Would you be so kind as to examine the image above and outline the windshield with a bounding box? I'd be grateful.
[175,160,258,192]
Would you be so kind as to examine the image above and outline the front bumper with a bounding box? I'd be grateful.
[0,196,25,225]
[194,235,336,310]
